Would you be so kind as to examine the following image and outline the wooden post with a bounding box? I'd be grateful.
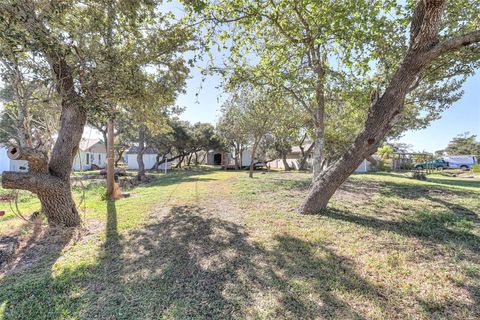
[106,118,115,200]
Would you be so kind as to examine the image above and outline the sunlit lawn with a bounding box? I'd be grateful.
[0,168,479,319]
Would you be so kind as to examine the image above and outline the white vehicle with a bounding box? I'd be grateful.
[442,155,478,170]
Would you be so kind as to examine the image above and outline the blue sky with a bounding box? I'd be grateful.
[178,68,480,153]
[396,73,480,152]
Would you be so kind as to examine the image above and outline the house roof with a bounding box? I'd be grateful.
[79,138,103,151]
[126,146,159,155]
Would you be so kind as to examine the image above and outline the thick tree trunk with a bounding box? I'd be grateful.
[2,171,81,227]
[0,1,89,227]
[38,185,80,227]
[366,155,378,167]
[249,139,259,178]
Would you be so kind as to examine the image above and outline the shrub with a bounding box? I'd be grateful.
[473,164,480,173]
[377,160,391,172]
[412,171,427,180]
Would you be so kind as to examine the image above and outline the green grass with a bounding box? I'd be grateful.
[0,168,479,319]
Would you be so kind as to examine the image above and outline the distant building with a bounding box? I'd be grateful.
[126,146,171,170]
[72,139,107,171]
[206,149,253,168]
[269,144,375,173]
[269,145,314,170]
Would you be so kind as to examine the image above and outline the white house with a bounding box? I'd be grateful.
[72,138,107,171]
[126,146,171,170]
[269,145,313,170]
[269,144,375,173]
[0,147,29,173]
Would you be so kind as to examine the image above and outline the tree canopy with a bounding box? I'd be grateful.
[444,133,480,159]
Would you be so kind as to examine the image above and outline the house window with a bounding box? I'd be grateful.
[86,153,90,164]
[98,154,101,163]
[90,154,94,163]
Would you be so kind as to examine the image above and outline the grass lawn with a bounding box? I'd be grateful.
[0,168,479,319]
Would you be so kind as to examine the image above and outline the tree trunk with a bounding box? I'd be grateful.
[282,152,291,171]
[137,126,146,180]
[152,154,161,170]
[299,0,475,213]
[194,151,199,165]
[175,155,184,168]
[366,155,378,167]
[0,1,103,227]
[187,153,193,166]
[234,144,240,169]
[249,139,259,178]
[101,129,108,153]
[38,183,80,227]
[114,149,124,167]
[1,59,85,225]
[2,166,82,227]
[299,142,314,171]
[199,152,207,164]
[106,118,115,200]
[312,126,324,180]
[240,145,244,169]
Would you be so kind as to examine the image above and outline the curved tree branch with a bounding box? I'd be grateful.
[427,30,480,59]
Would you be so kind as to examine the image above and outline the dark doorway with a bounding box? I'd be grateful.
[213,153,222,165]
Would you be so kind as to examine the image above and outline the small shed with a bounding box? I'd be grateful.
[206,149,252,168]
[72,139,107,171]
[126,146,171,170]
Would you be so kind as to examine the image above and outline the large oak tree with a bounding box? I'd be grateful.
[0,0,192,226]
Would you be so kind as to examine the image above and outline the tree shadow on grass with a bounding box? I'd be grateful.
[324,206,479,253]
[0,222,74,319]
[426,176,480,189]
[5,201,474,318]
[79,205,389,319]
[143,169,224,189]
[375,172,480,189]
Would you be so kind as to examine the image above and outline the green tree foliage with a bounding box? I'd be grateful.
[218,87,277,176]
[378,145,395,160]
[217,99,250,168]
[445,133,480,159]
[0,0,195,226]
[185,0,480,179]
